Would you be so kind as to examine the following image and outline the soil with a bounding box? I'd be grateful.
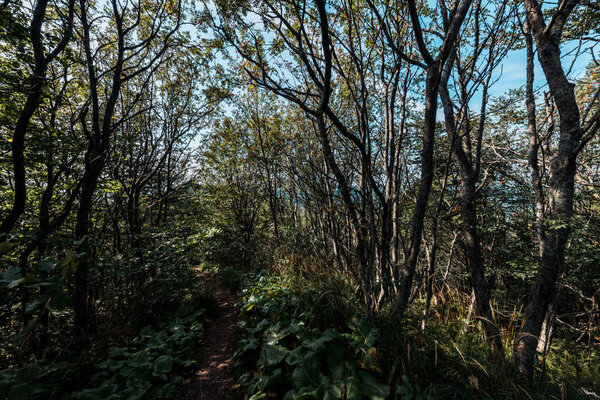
[179,270,238,400]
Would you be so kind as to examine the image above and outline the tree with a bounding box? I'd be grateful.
[514,0,600,376]
[437,0,515,357]
[73,0,183,332]
[0,0,75,234]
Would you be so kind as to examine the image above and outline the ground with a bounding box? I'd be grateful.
[180,271,237,400]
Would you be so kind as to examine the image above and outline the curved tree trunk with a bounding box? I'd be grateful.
[0,0,74,234]
[514,0,583,376]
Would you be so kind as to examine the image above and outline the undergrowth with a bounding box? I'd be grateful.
[217,266,598,400]
[69,303,206,400]
[374,296,598,399]
[232,270,390,400]
[0,274,216,400]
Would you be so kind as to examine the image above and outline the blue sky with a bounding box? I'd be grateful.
[194,3,597,147]
[491,40,593,98]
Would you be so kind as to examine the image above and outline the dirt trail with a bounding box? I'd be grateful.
[180,271,238,400]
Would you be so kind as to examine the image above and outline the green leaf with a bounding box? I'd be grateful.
[346,376,363,400]
[286,346,307,366]
[1,268,24,289]
[358,370,389,400]
[304,334,334,351]
[37,259,56,273]
[148,381,178,399]
[108,347,129,358]
[122,379,152,400]
[291,353,320,387]
[259,344,289,367]
[0,267,21,284]
[154,355,174,374]
[256,367,282,391]
[323,383,343,400]
[25,297,46,314]
[325,342,345,380]
[73,383,120,400]
[0,241,16,255]
[248,392,268,400]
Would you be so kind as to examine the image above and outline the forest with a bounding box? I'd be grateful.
[1,0,599,398]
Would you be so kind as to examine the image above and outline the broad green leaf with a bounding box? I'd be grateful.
[154,355,174,374]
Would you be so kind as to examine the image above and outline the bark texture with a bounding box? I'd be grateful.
[514,0,583,376]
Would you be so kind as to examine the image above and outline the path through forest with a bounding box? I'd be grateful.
[180,270,237,400]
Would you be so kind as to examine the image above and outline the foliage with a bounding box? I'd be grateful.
[233,272,389,400]
[70,305,205,400]
[0,276,212,400]
[0,361,74,400]
[1,0,599,397]
[373,295,599,399]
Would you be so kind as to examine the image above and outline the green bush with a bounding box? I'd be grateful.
[0,361,74,400]
[70,306,205,400]
[0,282,212,400]
[234,273,389,400]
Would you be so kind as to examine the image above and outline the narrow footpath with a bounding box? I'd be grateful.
[180,270,238,400]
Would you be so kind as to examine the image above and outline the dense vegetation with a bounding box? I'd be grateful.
[1,0,600,398]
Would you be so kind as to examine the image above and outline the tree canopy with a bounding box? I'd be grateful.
[1,0,599,398]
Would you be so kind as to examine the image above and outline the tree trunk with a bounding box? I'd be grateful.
[74,159,104,333]
[0,0,74,234]
[0,0,49,234]
[514,0,583,376]
[439,80,504,357]
[393,62,439,320]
